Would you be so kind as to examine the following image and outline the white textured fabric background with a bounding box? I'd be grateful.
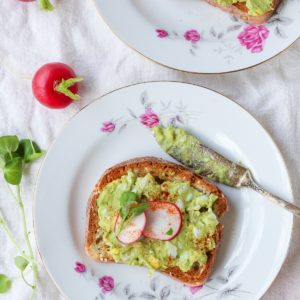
[0,1,299,299]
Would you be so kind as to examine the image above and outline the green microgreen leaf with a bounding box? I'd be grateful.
[0,274,11,294]
[0,156,5,169]
[119,191,139,219]
[119,206,129,220]
[166,228,173,236]
[120,191,138,207]
[130,203,149,217]
[4,150,22,162]
[116,195,149,236]
[0,136,19,156]
[3,157,23,185]
[121,203,149,231]
[18,139,45,163]
[37,0,55,11]
[14,256,29,272]
[54,77,84,100]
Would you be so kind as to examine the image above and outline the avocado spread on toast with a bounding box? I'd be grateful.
[96,171,219,272]
[216,0,273,16]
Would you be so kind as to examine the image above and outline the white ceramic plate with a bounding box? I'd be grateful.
[35,82,293,300]
[93,0,300,73]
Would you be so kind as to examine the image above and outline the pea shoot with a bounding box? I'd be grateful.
[0,135,45,299]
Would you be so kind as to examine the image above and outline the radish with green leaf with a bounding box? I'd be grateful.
[32,62,84,109]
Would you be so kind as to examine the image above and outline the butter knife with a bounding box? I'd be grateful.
[153,126,300,217]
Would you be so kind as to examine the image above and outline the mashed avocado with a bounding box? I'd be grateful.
[216,0,273,16]
[153,126,233,186]
[152,126,248,187]
[97,171,219,273]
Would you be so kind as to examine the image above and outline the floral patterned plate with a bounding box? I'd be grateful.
[34,82,293,300]
[93,0,300,73]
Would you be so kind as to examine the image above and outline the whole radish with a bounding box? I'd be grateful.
[32,62,83,109]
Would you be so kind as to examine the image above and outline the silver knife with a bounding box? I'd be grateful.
[153,126,300,217]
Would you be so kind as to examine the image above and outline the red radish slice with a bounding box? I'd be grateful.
[114,213,146,245]
[143,201,182,241]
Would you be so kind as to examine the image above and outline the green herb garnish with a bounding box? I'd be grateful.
[119,191,139,219]
[166,228,174,236]
[0,136,19,155]
[116,192,148,235]
[0,135,45,297]
[19,139,45,163]
[3,157,23,185]
[0,274,11,294]
[14,256,30,272]
[130,203,149,216]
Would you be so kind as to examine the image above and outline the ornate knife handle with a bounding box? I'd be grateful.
[242,172,300,217]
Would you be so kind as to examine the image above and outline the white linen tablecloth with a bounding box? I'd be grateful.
[0,1,299,299]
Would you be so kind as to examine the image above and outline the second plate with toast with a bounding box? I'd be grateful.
[94,0,300,73]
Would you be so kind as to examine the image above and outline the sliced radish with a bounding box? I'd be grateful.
[114,213,146,245]
[143,201,182,241]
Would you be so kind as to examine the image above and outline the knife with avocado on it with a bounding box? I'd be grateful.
[152,126,300,217]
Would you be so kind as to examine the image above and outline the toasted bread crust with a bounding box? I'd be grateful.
[204,0,282,24]
[85,157,229,286]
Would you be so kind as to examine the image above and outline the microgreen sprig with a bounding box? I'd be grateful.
[166,228,173,236]
[116,192,149,235]
[0,135,45,299]
[0,274,11,294]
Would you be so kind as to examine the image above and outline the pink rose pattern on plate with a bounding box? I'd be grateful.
[156,29,169,38]
[190,285,203,294]
[74,262,249,298]
[139,108,160,128]
[184,29,201,44]
[155,28,201,45]
[74,261,86,273]
[99,91,201,134]
[155,24,271,55]
[100,121,115,133]
[238,25,269,53]
[98,276,114,294]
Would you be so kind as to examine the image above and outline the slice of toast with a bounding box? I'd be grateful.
[85,157,229,286]
[204,0,282,24]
